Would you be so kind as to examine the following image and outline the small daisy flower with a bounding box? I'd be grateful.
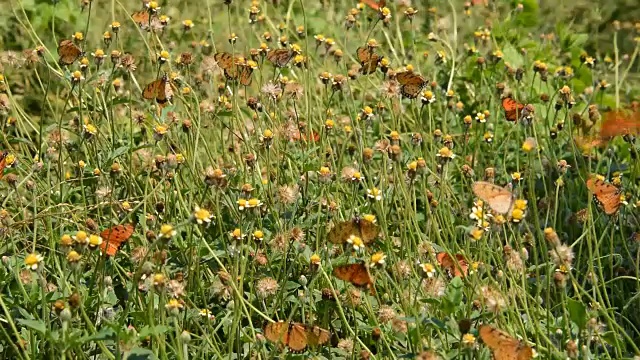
[160,224,177,239]
[420,262,436,277]
[165,298,184,311]
[475,112,487,123]
[436,147,455,161]
[230,228,246,240]
[462,333,476,348]
[347,235,365,252]
[199,309,215,320]
[511,172,522,183]
[514,199,528,211]
[237,199,248,210]
[25,253,44,271]
[469,227,484,240]
[367,187,383,201]
[67,250,81,263]
[193,206,214,225]
[310,254,321,265]
[88,234,103,248]
[246,198,263,208]
[370,252,386,267]
[511,208,525,223]
[73,230,89,245]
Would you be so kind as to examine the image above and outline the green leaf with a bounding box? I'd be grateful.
[138,325,170,338]
[126,347,157,360]
[17,319,47,334]
[567,298,587,330]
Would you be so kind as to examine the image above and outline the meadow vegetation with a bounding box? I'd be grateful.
[1,0,640,359]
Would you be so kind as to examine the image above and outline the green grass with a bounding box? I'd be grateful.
[1,0,640,359]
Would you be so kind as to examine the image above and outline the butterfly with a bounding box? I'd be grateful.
[502,97,525,122]
[327,217,379,244]
[264,321,330,352]
[586,177,621,215]
[436,252,468,278]
[356,46,382,75]
[0,151,8,180]
[472,181,515,214]
[479,325,533,360]
[214,52,254,86]
[396,71,427,99]
[266,48,294,68]
[362,0,386,10]
[57,39,82,66]
[333,263,374,290]
[142,75,173,103]
[131,11,151,29]
[100,223,135,257]
[600,109,640,138]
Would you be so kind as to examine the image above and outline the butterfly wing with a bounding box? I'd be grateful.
[357,218,379,244]
[131,11,150,29]
[100,223,134,256]
[333,263,373,287]
[356,47,380,75]
[480,325,532,360]
[327,220,356,244]
[472,181,514,214]
[306,325,330,347]
[362,0,386,10]
[264,321,289,347]
[397,71,427,99]
[239,65,253,86]
[142,79,162,100]
[214,52,238,79]
[57,39,82,66]
[0,151,7,180]
[502,97,525,122]
[156,78,173,104]
[436,252,468,278]
[587,178,621,215]
[267,49,293,68]
[600,110,640,138]
[287,323,308,352]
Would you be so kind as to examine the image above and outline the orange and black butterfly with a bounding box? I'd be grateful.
[356,46,381,75]
[396,71,427,99]
[436,252,468,278]
[479,325,533,360]
[214,52,254,86]
[333,262,374,290]
[0,151,8,179]
[57,39,82,66]
[264,321,330,352]
[362,0,386,11]
[142,75,173,103]
[131,11,151,29]
[600,109,640,139]
[586,177,621,215]
[327,217,379,245]
[100,223,135,257]
[266,48,294,68]
[502,96,525,122]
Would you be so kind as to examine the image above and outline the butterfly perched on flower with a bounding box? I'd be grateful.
[264,321,330,352]
[333,262,374,292]
[479,325,533,360]
[502,96,525,122]
[586,177,621,215]
[599,109,640,139]
[396,71,427,99]
[472,181,515,214]
[142,75,173,103]
[0,151,8,179]
[327,216,379,245]
[57,39,82,66]
[214,52,254,86]
[131,11,150,29]
[266,48,294,68]
[100,223,135,257]
[356,46,382,75]
[436,252,468,278]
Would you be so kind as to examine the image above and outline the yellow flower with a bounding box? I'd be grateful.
[253,230,264,241]
[469,227,484,240]
[193,206,214,225]
[351,171,363,182]
[310,254,321,265]
[67,251,81,263]
[462,333,476,347]
[199,309,215,320]
[420,262,436,277]
[165,298,184,310]
[153,273,166,287]
[370,252,386,267]
[247,198,263,208]
[160,224,177,239]
[25,253,44,270]
[514,199,528,210]
[60,234,73,247]
[362,214,377,223]
[237,199,248,210]
[88,234,103,248]
[367,187,383,201]
[511,208,525,222]
[230,228,245,240]
[73,230,89,245]
[511,172,522,182]
[436,147,455,160]
[347,235,364,251]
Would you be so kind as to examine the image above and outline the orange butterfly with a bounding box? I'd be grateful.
[0,151,8,180]
[100,223,135,256]
[436,252,468,278]
[333,263,375,291]
[502,97,525,122]
[472,181,515,214]
[600,109,640,138]
[362,0,386,10]
[131,11,151,29]
[214,52,254,86]
[57,39,82,66]
[586,177,621,215]
[356,46,381,75]
[290,130,320,143]
[264,321,330,352]
[479,325,533,360]
[266,48,294,68]
[142,75,173,103]
[327,217,379,245]
[396,71,427,99]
